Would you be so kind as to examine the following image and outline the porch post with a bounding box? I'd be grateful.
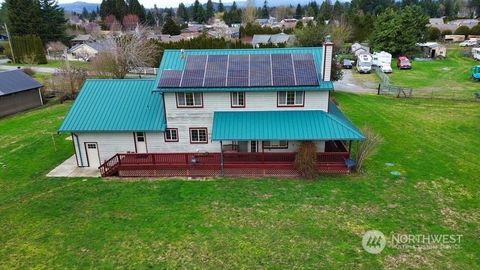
[220,140,224,177]
[348,140,352,158]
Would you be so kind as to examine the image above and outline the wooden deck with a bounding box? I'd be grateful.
[99,149,351,178]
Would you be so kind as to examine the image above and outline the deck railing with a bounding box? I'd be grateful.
[99,151,350,177]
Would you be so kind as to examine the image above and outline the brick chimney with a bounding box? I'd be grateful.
[321,35,334,81]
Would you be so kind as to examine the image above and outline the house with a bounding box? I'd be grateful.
[70,34,95,46]
[428,18,479,32]
[351,43,370,58]
[59,43,365,177]
[0,70,43,117]
[68,41,109,61]
[444,35,465,43]
[416,42,447,58]
[251,33,295,47]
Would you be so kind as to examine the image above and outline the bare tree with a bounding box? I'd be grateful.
[51,64,87,101]
[243,0,257,24]
[91,26,158,79]
[329,19,351,49]
[355,127,383,173]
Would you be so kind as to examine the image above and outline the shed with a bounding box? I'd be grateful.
[416,42,447,58]
[444,35,465,42]
[0,70,43,117]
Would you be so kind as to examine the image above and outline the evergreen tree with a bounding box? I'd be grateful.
[11,34,47,64]
[114,0,127,21]
[4,0,44,37]
[318,0,332,21]
[218,0,225,12]
[127,0,145,22]
[89,10,97,21]
[332,0,343,20]
[162,16,181,35]
[206,0,214,20]
[192,0,205,23]
[177,3,189,22]
[295,4,303,19]
[81,7,89,20]
[261,0,269,19]
[40,0,68,43]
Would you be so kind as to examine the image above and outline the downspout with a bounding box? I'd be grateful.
[220,140,224,177]
[73,133,84,167]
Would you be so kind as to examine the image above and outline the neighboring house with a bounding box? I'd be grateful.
[0,70,43,118]
[70,34,95,46]
[351,42,370,58]
[416,42,447,58]
[444,35,465,42]
[428,18,479,32]
[251,33,295,47]
[68,41,109,61]
[59,44,364,177]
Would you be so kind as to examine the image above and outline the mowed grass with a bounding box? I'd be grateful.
[388,46,480,99]
[0,94,479,268]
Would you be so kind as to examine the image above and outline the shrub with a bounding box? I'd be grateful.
[294,141,318,179]
[454,25,470,36]
[428,27,441,41]
[355,127,383,173]
[22,67,36,77]
[470,24,480,36]
[441,29,452,37]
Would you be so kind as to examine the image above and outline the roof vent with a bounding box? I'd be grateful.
[180,49,185,59]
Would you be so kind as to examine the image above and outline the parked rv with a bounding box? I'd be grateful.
[356,54,373,73]
[380,63,392,73]
[397,56,412,69]
[372,51,392,66]
[472,48,480,60]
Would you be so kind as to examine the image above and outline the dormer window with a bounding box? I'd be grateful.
[278,91,304,107]
[176,92,203,108]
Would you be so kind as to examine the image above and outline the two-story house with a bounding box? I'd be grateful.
[59,43,364,177]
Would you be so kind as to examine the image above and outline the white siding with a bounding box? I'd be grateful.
[161,91,329,153]
[75,132,136,166]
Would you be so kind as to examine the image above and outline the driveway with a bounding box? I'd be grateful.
[334,69,379,94]
[0,64,57,73]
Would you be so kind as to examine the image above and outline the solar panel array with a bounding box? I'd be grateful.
[158,53,319,88]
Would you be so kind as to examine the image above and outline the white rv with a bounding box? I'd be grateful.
[356,54,373,73]
[472,48,480,60]
[372,51,392,66]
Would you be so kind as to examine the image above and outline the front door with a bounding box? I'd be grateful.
[135,132,147,153]
[85,143,100,168]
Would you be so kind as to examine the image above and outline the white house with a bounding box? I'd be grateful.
[68,41,109,61]
[60,44,364,177]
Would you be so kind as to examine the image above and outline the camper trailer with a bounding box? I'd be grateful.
[372,51,392,66]
[356,54,373,73]
[472,48,480,60]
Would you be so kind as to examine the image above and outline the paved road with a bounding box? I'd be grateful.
[334,69,378,94]
[0,64,57,73]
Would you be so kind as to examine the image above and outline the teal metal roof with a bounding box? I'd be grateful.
[156,47,333,92]
[59,79,165,132]
[212,109,364,141]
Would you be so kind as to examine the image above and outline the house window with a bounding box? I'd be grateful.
[177,92,203,107]
[87,143,97,149]
[231,92,245,107]
[164,128,178,142]
[278,91,304,106]
[263,141,288,149]
[136,132,145,142]
[190,128,208,144]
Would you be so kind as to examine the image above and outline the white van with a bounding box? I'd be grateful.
[356,54,373,73]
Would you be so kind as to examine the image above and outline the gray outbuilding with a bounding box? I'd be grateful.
[0,69,43,117]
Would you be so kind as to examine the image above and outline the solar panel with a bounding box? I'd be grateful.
[159,52,319,88]
[250,54,272,86]
[158,70,182,87]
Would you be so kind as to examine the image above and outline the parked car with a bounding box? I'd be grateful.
[397,56,411,69]
[380,63,393,73]
[342,59,353,69]
[471,65,480,80]
[460,40,478,47]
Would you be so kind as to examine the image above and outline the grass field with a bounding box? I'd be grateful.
[0,94,479,268]
[388,46,480,99]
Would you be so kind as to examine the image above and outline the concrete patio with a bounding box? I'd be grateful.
[47,155,100,177]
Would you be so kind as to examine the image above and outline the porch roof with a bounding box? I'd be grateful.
[212,106,364,141]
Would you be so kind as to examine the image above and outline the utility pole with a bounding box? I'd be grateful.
[4,23,15,63]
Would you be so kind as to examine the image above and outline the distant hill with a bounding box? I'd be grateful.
[59,1,100,13]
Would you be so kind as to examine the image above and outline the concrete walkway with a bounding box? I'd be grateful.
[47,155,100,177]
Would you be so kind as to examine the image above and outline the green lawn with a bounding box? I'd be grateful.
[0,94,479,268]
[388,46,480,99]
